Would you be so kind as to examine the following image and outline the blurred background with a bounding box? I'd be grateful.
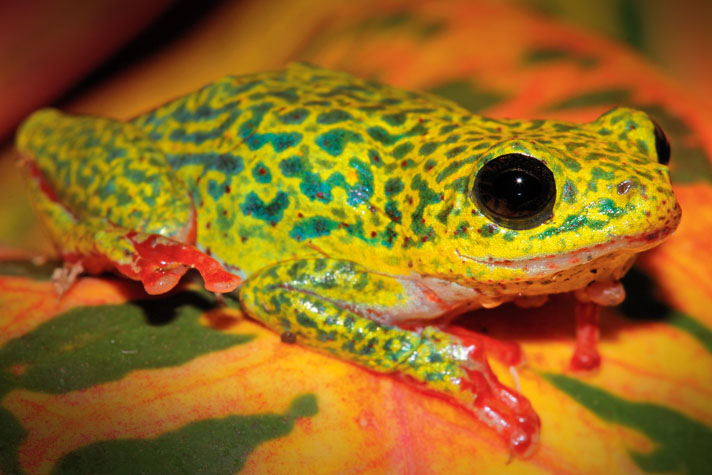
[1,0,710,254]
[5,0,712,256]
[1,0,710,142]
[1,2,711,473]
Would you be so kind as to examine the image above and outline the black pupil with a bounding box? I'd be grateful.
[473,153,556,230]
[653,120,671,165]
[493,169,542,215]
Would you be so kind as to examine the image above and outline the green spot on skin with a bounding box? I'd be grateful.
[278,108,309,125]
[420,142,439,156]
[436,155,478,183]
[368,123,426,146]
[597,198,626,218]
[392,142,414,159]
[279,155,304,177]
[385,201,402,223]
[588,167,616,192]
[439,124,457,135]
[252,162,272,183]
[409,174,440,238]
[428,80,505,113]
[269,87,299,104]
[562,179,578,204]
[502,231,517,241]
[435,205,453,225]
[53,394,318,475]
[289,216,338,241]
[368,149,383,167]
[478,224,498,237]
[445,145,467,159]
[636,139,648,155]
[543,374,712,475]
[240,191,289,223]
[316,129,363,156]
[446,176,469,193]
[316,109,354,124]
[382,112,407,126]
[534,214,587,239]
[367,126,397,145]
[384,178,404,196]
[347,158,374,206]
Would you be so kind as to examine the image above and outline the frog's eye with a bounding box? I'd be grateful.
[472,154,556,230]
[653,120,671,165]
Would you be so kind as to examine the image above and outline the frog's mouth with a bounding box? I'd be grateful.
[456,215,680,277]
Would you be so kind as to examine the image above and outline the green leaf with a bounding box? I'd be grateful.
[52,393,318,474]
[0,291,253,394]
[521,47,600,69]
[428,80,506,113]
[0,259,61,280]
[542,88,631,111]
[0,404,25,475]
[543,373,712,474]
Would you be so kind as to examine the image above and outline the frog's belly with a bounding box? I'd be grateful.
[372,250,637,325]
[465,250,637,298]
[314,250,636,327]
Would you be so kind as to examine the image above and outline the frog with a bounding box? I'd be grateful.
[16,63,681,457]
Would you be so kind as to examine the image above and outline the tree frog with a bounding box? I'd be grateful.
[16,63,680,457]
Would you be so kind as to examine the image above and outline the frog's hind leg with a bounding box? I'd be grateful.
[17,109,240,295]
[240,258,540,457]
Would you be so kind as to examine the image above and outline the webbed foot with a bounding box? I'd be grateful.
[404,327,540,457]
[51,261,84,298]
[97,231,241,295]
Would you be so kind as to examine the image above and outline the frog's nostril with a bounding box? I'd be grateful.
[617,180,634,195]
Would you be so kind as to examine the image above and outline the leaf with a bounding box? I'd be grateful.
[53,394,318,475]
[0,291,253,394]
[543,373,712,475]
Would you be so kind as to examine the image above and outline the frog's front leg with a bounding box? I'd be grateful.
[239,259,540,457]
[572,280,626,370]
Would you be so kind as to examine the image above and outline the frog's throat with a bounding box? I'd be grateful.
[456,221,679,277]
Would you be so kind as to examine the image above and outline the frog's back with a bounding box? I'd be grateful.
[131,63,459,166]
[130,63,461,274]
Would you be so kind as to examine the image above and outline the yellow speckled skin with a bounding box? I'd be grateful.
[16,63,681,455]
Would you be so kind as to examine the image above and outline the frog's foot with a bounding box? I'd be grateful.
[95,230,241,295]
[240,258,540,457]
[403,327,540,457]
[51,260,84,297]
[571,281,625,371]
[447,325,524,367]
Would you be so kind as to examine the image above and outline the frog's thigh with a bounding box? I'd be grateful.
[18,109,194,239]
[27,176,238,294]
[19,110,239,293]
[241,259,464,383]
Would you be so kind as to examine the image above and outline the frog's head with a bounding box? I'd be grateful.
[419,107,681,297]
